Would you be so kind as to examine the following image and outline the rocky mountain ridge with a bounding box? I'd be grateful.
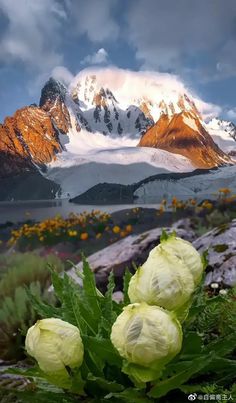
[139,111,231,168]
[0,71,235,183]
[0,105,61,178]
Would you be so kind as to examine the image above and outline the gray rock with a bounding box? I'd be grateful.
[67,225,194,290]
[172,218,197,242]
[193,219,236,286]
[67,219,236,289]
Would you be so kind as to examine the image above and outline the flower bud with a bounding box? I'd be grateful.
[158,235,203,285]
[111,303,182,381]
[128,248,195,311]
[25,318,84,376]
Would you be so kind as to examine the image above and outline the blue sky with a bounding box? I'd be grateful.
[1,0,236,122]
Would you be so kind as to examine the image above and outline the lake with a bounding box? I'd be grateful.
[0,199,162,224]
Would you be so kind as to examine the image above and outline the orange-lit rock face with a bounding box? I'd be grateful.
[177,94,201,119]
[139,100,154,121]
[92,87,117,108]
[92,92,107,108]
[139,112,231,168]
[41,98,71,134]
[0,106,61,177]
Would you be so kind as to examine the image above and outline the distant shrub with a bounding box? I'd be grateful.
[0,253,64,299]
[0,282,55,361]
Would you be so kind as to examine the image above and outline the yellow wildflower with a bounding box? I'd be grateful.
[80,232,89,241]
[126,224,133,233]
[113,226,121,234]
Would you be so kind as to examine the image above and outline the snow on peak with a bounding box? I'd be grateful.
[69,67,220,120]
[205,117,236,153]
[182,112,199,132]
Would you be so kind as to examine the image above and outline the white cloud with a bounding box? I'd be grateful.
[0,0,66,71]
[194,99,221,120]
[51,66,74,85]
[65,0,119,42]
[226,108,236,120]
[81,48,109,66]
[72,66,221,119]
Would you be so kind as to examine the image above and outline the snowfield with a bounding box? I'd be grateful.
[134,165,236,203]
[205,118,236,153]
[46,130,194,198]
[43,68,236,200]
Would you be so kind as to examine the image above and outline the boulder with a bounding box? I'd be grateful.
[193,219,236,286]
[67,224,195,291]
[67,218,236,289]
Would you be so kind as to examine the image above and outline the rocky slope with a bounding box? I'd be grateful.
[39,78,72,134]
[0,68,235,193]
[0,105,61,178]
[139,111,231,168]
[69,72,201,137]
[205,118,236,157]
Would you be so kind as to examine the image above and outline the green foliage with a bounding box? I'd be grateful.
[3,260,236,402]
[0,253,64,298]
[0,253,63,360]
[185,284,236,341]
[0,283,55,361]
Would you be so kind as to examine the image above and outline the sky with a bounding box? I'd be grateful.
[1,0,236,122]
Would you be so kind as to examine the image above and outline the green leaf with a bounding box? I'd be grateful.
[201,250,209,270]
[160,228,169,242]
[99,271,121,337]
[81,349,104,378]
[70,369,86,395]
[83,336,122,367]
[204,333,236,357]
[122,361,161,387]
[101,271,116,330]
[49,268,64,301]
[160,229,176,243]
[105,388,153,402]
[61,274,96,335]
[26,288,61,318]
[87,374,124,393]
[179,332,203,358]
[149,354,214,398]
[81,255,102,318]
[202,357,236,374]
[123,269,132,306]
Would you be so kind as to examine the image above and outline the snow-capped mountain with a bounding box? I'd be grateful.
[46,130,195,198]
[139,111,231,168]
[0,67,235,200]
[68,70,202,137]
[205,118,236,155]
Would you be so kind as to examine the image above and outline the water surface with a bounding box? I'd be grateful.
[0,199,162,224]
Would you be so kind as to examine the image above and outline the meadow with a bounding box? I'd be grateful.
[0,189,236,402]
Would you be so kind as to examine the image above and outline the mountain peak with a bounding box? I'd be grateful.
[0,105,61,178]
[139,111,231,168]
[39,77,67,107]
[39,77,72,135]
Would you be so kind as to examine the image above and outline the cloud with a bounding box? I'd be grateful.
[0,0,66,71]
[226,108,236,120]
[81,48,109,65]
[65,0,119,42]
[126,0,236,80]
[72,66,221,119]
[51,66,74,85]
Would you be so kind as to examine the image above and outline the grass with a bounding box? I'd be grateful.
[0,253,63,361]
